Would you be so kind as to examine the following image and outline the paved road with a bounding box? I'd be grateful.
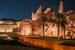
[0,39,49,50]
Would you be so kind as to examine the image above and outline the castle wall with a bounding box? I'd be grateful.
[20,20,32,36]
[32,22,58,37]
[0,25,17,32]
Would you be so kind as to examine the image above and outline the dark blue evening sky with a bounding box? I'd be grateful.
[0,0,75,20]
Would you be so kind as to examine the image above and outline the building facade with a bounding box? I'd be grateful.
[18,0,75,39]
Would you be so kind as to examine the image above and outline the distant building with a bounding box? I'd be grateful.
[0,24,17,32]
[0,20,20,38]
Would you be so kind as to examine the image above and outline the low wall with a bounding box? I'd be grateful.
[18,36,63,50]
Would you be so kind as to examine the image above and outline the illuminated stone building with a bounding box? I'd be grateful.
[19,19,32,36]
[0,20,19,38]
[19,0,75,39]
[63,11,75,39]
[19,5,58,37]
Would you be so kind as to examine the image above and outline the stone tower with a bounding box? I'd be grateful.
[32,6,43,21]
[36,6,42,14]
[58,0,63,13]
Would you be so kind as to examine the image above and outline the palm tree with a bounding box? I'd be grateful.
[57,13,67,39]
[50,13,67,39]
[60,15,67,39]
[49,13,59,38]
[37,15,48,37]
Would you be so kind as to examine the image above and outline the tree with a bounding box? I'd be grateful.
[37,15,49,37]
[49,14,59,38]
[57,13,67,39]
[50,13,67,39]
[60,14,67,39]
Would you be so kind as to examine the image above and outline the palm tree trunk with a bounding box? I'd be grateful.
[71,32,72,39]
[43,21,44,37]
[63,27,66,39]
[58,23,60,39]
[72,31,74,39]
[57,16,60,39]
